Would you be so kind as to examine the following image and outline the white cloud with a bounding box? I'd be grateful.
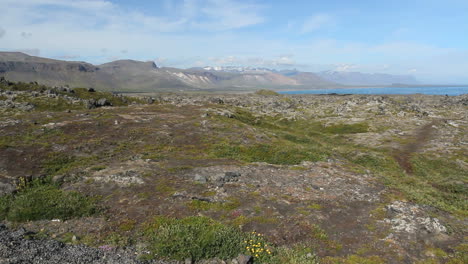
[333,63,358,72]
[300,14,333,34]
[195,0,266,30]
[4,0,114,11]
[0,0,265,34]
[207,55,298,68]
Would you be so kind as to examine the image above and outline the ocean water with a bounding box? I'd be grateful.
[280,86,468,96]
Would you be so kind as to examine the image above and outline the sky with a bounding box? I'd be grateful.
[1,0,468,83]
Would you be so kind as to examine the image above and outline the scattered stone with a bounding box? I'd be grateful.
[222,172,241,182]
[234,254,253,264]
[97,98,111,107]
[0,181,15,195]
[86,99,97,109]
[93,169,144,186]
[194,174,207,183]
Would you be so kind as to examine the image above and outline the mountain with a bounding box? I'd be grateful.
[0,53,193,91]
[317,71,419,86]
[0,52,337,91]
[189,66,336,88]
[0,52,421,91]
[279,70,337,86]
[0,52,110,89]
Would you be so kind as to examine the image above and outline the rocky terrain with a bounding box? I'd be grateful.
[0,81,466,264]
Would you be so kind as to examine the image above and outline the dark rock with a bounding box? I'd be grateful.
[46,89,57,95]
[210,98,224,104]
[191,196,212,202]
[86,99,96,109]
[96,98,111,107]
[88,87,96,92]
[223,172,241,182]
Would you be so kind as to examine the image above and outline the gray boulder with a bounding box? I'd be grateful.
[0,181,15,195]
[96,98,111,107]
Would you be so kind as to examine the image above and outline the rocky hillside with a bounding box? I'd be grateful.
[0,80,466,263]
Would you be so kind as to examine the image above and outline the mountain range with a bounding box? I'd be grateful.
[0,52,418,92]
[317,70,419,86]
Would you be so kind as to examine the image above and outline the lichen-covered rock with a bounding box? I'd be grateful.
[384,201,447,235]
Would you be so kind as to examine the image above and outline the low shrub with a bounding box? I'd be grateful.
[145,216,244,261]
[0,179,97,222]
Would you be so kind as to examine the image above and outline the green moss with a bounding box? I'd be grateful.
[307,203,323,210]
[310,224,328,241]
[42,154,77,176]
[155,179,176,195]
[202,191,217,197]
[321,122,369,134]
[103,232,132,247]
[187,197,240,212]
[211,142,327,165]
[90,165,106,171]
[365,155,467,216]
[119,219,137,232]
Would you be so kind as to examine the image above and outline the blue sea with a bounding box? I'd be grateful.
[280,86,468,96]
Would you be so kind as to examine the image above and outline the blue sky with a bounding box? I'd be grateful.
[1,0,468,83]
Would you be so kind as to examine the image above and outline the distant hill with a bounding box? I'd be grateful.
[317,70,419,86]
